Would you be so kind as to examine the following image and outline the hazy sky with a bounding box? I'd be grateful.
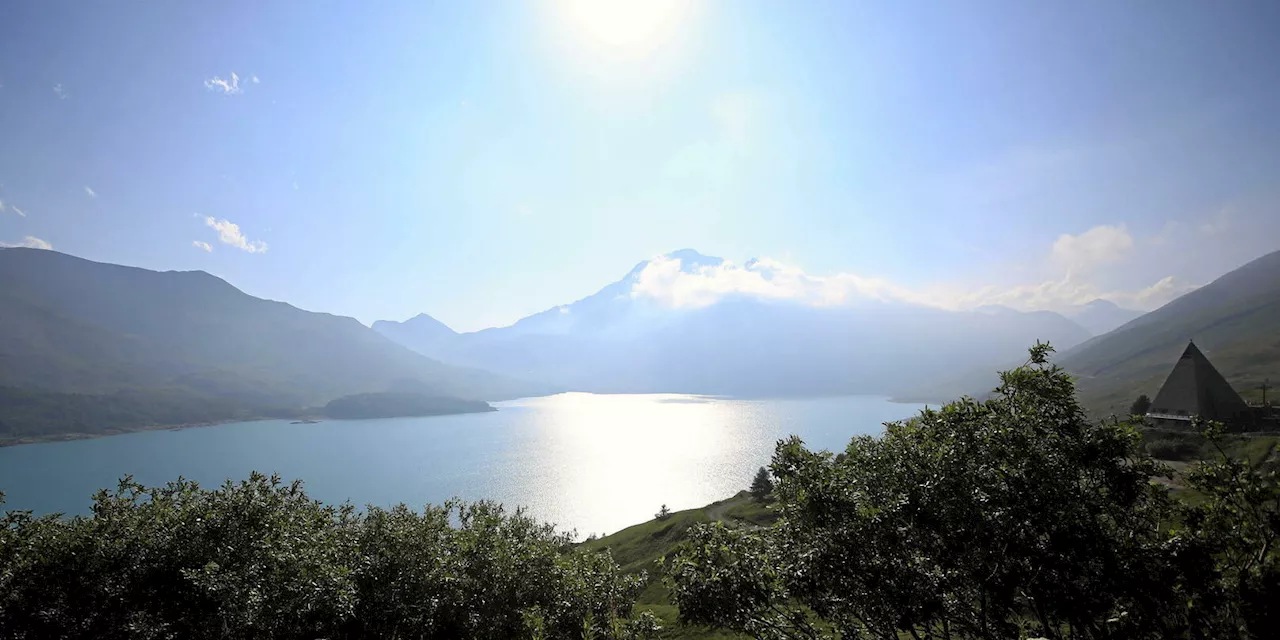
[2,1,1279,331]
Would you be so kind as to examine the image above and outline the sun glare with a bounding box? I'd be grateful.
[556,0,689,57]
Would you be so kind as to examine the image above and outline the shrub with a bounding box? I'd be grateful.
[0,473,658,640]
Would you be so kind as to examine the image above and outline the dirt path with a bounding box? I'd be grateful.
[703,496,741,523]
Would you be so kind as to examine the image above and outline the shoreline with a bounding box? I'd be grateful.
[0,404,497,448]
[0,416,281,449]
[1,392,922,449]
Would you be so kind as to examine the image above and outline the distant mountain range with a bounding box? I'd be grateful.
[1061,299,1144,335]
[374,249,1096,397]
[9,244,1273,442]
[0,248,549,443]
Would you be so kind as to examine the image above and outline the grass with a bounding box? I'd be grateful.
[1139,428,1279,468]
[581,491,779,639]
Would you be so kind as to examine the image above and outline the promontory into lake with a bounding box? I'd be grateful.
[320,392,496,420]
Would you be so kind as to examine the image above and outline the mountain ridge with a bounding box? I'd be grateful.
[1061,298,1145,335]
[0,247,550,442]
[375,249,1094,397]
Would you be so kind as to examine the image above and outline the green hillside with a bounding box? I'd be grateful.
[581,493,778,639]
[0,248,548,442]
[1059,249,1280,417]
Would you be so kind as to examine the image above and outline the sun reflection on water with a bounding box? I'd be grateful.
[0,392,923,539]
[490,392,894,537]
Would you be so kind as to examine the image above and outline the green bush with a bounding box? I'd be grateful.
[0,475,658,640]
[666,344,1280,639]
[1145,439,1203,461]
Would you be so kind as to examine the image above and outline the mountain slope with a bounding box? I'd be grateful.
[0,248,543,411]
[1059,248,1280,416]
[377,250,1093,397]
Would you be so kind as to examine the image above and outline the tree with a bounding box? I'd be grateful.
[667,343,1275,639]
[0,473,659,639]
[1130,393,1152,416]
[655,505,671,520]
[749,466,773,500]
[1171,420,1280,635]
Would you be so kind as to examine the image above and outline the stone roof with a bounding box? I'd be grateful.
[1148,341,1249,421]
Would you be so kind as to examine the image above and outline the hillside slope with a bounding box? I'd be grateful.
[0,248,545,439]
[1059,248,1280,416]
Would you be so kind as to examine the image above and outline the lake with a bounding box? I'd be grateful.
[0,393,924,536]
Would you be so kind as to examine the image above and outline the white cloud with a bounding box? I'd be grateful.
[192,240,213,252]
[630,255,936,310]
[0,236,53,250]
[203,216,267,253]
[84,185,96,197]
[1050,224,1133,273]
[628,222,1203,316]
[53,83,67,99]
[1123,276,1201,309]
[947,272,1197,314]
[1198,207,1232,236]
[204,72,243,95]
[251,74,260,84]
[0,200,29,217]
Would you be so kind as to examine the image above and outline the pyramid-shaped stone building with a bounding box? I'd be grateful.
[1146,341,1249,428]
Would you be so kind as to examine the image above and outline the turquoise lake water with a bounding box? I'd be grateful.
[0,393,924,536]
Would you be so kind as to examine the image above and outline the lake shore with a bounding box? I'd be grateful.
[0,402,497,448]
[0,416,282,449]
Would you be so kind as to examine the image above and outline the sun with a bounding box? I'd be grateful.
[556,0,690,57]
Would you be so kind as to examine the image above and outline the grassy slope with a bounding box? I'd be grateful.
[581,491,778,639]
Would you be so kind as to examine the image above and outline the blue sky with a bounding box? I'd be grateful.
[2,1,1279,331]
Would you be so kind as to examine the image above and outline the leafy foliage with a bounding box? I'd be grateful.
[749,467,773,500]
[1130,393,1152,416]
[666,344,1280,639]
[0,473,657,640]
[1172,420,1280,636]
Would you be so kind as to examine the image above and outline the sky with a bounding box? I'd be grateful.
[2,1,1279,332]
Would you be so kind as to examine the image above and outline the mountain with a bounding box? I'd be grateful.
[376,250,1093,397]
[1062,299,1144,335]
[0,248,546,441]
[1059,248,1280,416]
[371,313,458,355]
